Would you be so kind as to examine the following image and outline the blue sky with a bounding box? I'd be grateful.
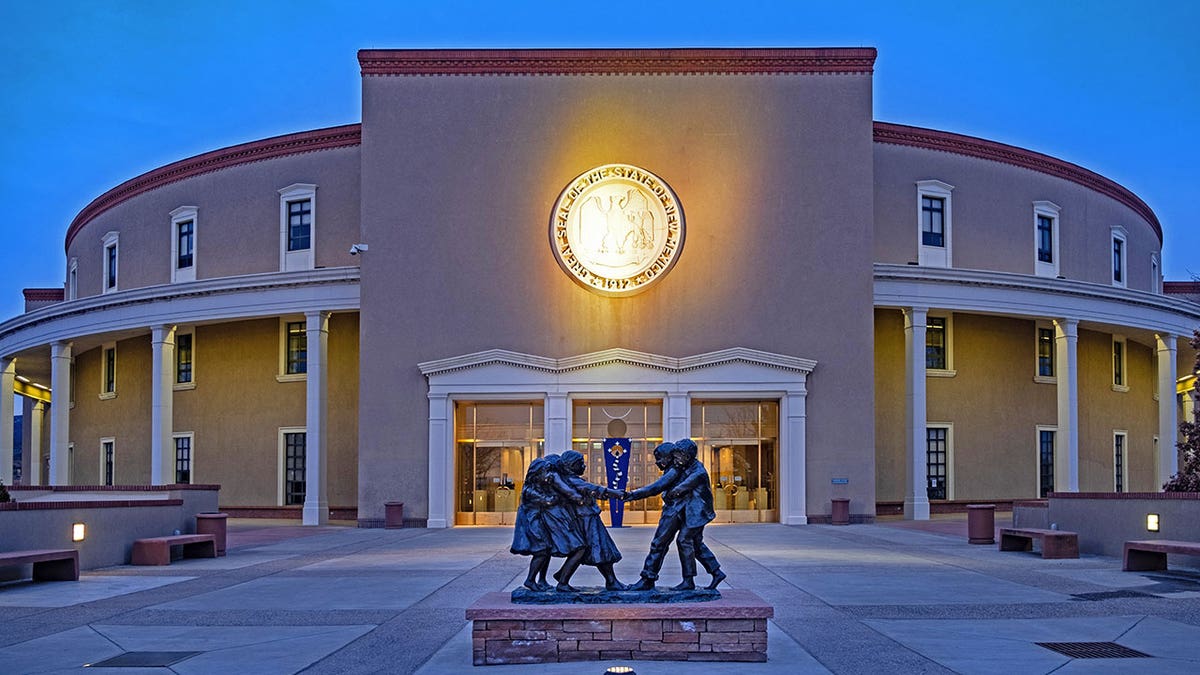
[0,0,1196,321]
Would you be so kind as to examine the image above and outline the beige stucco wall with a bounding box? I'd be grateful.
[69,315,359,506]
[873,143,1161,290]
[66,146,362,298]
[875,311,1158,502]
[359,72,877,523]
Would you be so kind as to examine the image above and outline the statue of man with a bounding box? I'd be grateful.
[664,439,724,590]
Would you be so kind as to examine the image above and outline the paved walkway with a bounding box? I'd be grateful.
[2,517,1200,674]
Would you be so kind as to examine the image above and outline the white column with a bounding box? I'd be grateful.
[1054,319,1079,492]
[302,311,329,525]
[28,400,45,485]
[150,325,176,485]
[427,392,451,528]
[1156,333,1178,484]
[0,357,14,486]
[781,387,809,525]
[903,307,930,520]
[665,393,690,442]
[48,341,72,485]
[545,393,569,452]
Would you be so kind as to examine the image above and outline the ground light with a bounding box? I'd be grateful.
[604,667,635,675]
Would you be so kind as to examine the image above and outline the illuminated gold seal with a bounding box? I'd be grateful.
[550,164,684,296]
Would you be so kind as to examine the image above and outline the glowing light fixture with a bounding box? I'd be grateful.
[604,667,636,675]
[72,522,86,542]
[1146,514,1160,532]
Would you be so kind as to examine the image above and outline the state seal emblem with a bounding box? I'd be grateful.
[550,164,684,296]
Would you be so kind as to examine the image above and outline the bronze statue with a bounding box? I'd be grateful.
[624,440,724,590]
[510,456,584,591]
[549,451,628,591]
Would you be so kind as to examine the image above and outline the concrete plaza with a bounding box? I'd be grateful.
[2,517,1199,674]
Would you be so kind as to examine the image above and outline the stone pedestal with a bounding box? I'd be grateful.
[467,589,772,665]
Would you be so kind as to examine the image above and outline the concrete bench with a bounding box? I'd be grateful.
[999,527,1079,559]
[0,549,80,581]
[1123,540,1200,572]
[131,534,217,566]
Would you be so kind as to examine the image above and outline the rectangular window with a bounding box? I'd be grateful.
[1113,432,1126,493]
[284,432,306,505]
[286,321,307,375]
[177,220,194,269]
[175,435,192,484]
[1036,216,1054,263]
[925,317,946,370]
[287,199,311,252]
[1039,429,1055,498]
[926,427,948,500]
[103,232,119,292]
[921,196,945,247]
[102,439,115,486]
[1037,327,1055,378]
[176,333,193,384]
[1112,337,1126,388]
[68,258,78,300]
[102,345,116,396]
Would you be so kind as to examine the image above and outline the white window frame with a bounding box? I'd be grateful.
[170,206,198,284]
[925,422,954,501]
[1112,334,1129,393]
[1150,253,1161,294]
[278,183,317,272]
[174,328,196,390]
[100,437,116,486]
[925,312,955,377]
[1113,430,1127,493]
[1035,425,1057,497]
[67,257,78,300]
[1034,321,1056,384]
[278,427,307,506]
[1111,226,1128,288]
[102,231,120,293]
[916,180,954,268]
[277,317,307,382]
[1033,201,1061,278]
[99,342,117,400]
[173,431,194,484]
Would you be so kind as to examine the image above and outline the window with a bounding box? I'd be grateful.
[100,343,116,399]
[916,180,953,267]
[1113,432,1126,492]
[1151,254,1161,293]
[1112,335,1128,391]
[1038,428,1055,497]
[102,231,119,293]
[1033,201,1061,277]
[282,430,306,505]
[170,206,197,283]
[101,438,115,486]
[278,183,317,272]
[174,433,193,484]
[67,258,78,300]
[926,426,949,500]
[175,331,194,386]
[1036,325,1056,380]
[925,315,954,374]
[286,321,306,374]
[1111,226,1127,287]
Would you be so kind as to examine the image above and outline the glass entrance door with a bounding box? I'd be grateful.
[455,401,543,525]
[692,400,779,523]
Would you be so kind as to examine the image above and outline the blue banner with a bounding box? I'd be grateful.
[603,438,631,527]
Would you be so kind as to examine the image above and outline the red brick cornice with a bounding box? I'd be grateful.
[22,288,64,302]
[1164,281,1200,295]
[65,124,362,252]
[358,48,877,76]
[874,121,1162,243]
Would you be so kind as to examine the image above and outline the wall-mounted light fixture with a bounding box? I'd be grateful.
[72,522,86,542]
[1146,514,1160,532]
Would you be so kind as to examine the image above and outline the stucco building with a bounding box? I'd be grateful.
[1,48,1196,527]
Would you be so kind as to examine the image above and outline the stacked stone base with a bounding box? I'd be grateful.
[467,589,772,665]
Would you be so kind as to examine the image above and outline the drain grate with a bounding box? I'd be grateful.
[87,651,202,668]
[1071,590,1155,601]
[1036,642,1150,659]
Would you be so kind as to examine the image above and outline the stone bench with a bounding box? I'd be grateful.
[130,534,217,566]
[999,527,1079,559]
[467,589,772,665]
[1123,539,1200,572]
[0,549,79,581]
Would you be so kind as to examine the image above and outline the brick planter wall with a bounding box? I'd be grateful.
[466,589,772,665]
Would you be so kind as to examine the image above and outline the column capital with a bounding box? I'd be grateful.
[1155,333,1177,351]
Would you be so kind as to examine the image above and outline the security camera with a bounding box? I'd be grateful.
[349,244,369,255]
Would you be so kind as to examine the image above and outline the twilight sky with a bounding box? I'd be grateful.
[0,0,1196,322]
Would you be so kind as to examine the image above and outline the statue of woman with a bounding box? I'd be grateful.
[550,450,627,591]
[511,456,584,590]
